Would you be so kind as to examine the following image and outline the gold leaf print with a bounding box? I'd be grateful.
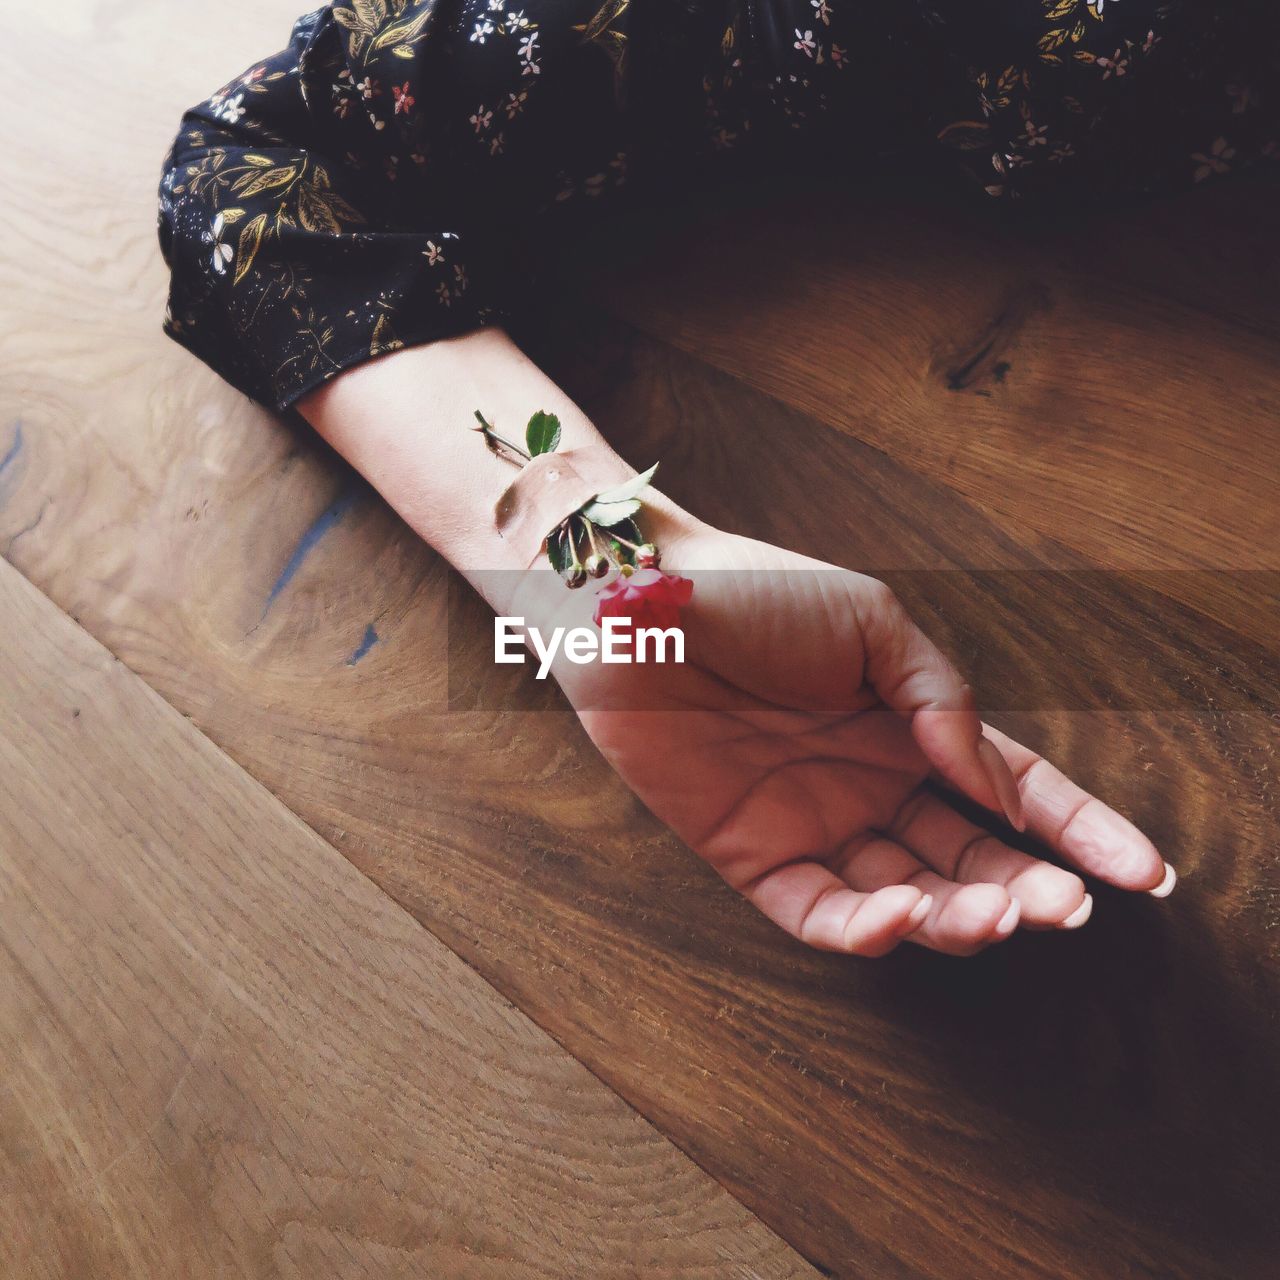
[1043,0,1076,19]
[936,120,993,150]
[352,0,388,29]
[242,154,274,167]
[372,3,436,50]
[219,207,248,225]
[370,312,404,356]
[326,193,366,225]
[298,181,366,232]
[573,0,629,104]
[233,212,268,286]
[232,165,298,197]
[574,0,628,44]
[298,183,341,233]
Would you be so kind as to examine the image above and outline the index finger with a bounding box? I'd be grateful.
[980,724,1175,895]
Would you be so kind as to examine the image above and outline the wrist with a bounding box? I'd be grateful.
[298,326,712,609]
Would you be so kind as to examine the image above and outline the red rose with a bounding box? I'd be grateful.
[592,568,693,631]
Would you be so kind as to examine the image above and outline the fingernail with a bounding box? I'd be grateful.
[906,894,934,931]
[1059,894,1093,930]
[1148,861,1177,899]
[977,736,1025,832]
[993,898,1021,939]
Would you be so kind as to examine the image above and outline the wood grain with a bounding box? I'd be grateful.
[0,556,812,1279]
[3,2,1278,1278]
[582,176,1280,573]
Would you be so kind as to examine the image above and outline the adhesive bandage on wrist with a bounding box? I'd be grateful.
[493,445,637,567]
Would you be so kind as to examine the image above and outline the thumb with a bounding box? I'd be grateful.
[852,578,1025,831]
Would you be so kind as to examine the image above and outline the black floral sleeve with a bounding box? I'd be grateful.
[158,1,1279,411]
[157,0,803,411]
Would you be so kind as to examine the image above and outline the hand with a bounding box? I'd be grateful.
[521,523,1176,957]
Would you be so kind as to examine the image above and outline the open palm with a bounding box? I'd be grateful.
[526,527,1174,956]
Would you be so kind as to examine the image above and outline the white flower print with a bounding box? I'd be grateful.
[487,0,504,8]
[507,9,531,28]
[1191,136,1235,181]
[794,29,816,59]
[506,89,529,118]
[423,240,444,266]
[355,76,379,100]
[518,32,539,61]
[217,92,245,125]
[470,105,493,133]
[1141,29,1161,55]
[206,214,234,274]
[1086,0,1114,16]
[830,43,848,70]
[436,281,453,306]
[489,132,505,156]
[471,19,494,43]
[1020,117,1048,146]
[1095,48,1129,79]
[810,0,831,26]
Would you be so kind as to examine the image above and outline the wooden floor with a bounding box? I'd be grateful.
[2,3,1277,1277]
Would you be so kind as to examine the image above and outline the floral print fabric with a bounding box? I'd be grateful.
[158,1,1279,411]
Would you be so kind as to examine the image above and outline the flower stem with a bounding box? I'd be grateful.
[472,410,531,462]
[607,529,646,553]
[581,518,613,566]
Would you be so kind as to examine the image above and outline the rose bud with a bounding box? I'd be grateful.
[562,563,588,588]
[584,553,610,578]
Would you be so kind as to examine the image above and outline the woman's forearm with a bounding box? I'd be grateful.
[298,327,702,605]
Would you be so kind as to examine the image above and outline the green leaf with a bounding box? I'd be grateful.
[590,462,657,506]
[546,524,573,574]
[610,517,642,543]
[579,497,641,526]
[525,410,561,456]
[606,517,643,567]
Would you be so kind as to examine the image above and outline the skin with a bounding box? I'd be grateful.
[301,326,1175,958]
